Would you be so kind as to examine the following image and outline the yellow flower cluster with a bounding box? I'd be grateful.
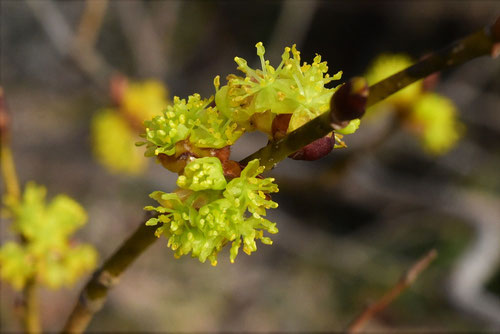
[145,159,278,265]
[0,183,97,289]
[92,79,169,174]
[140,43,361,265]
[365,54,463,154]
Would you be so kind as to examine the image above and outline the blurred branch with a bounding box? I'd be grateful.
[115,1,167,78]
[150,1,182,78]
[0,88,20,202]
[265,0,318,63]
[0,89,41,334]
[74,0,109,52]
[24,0,114,90]
[23,277,41,334]
[347,158,500,327]
[243,16,500,172]
[346,249,437,333]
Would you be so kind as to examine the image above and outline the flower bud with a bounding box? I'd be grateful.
[110,74,128,107]
[289,135,335,161]
[330,77,368,127]
[222,160,242,179]
[271,113,292,140]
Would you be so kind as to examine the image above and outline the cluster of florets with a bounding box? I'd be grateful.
[140,43,361,265]
[91,79,170,174]
[0,183,97,289]
[145,159,278,265]
[365,54,463,154]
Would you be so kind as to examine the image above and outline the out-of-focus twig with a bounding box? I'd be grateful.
[346,159,500,327]
[115,1,167,78]
[24,0,114,90]
[346,249,438,333]
[150,0,182,78]
[74,0,109,52]
[0,88,41,334]
[264,0,318,64]
[0,88,20,201]
[23,277,41,334]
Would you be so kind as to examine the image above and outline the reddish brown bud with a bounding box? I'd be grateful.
[271,113,292,140]
[213,146,231,163]
[420,54,440,91]
[330,77,368,126]
[110,74,128,107]
[157,153,194,173]
[0,88,9,142]
[222,160,242,179]
[422,72,440,91]
[289,135,334,161]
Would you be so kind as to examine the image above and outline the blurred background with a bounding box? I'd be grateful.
[1,0,500,332]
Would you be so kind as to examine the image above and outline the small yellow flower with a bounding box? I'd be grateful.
[408,93,464,155]
[365,54,422,107]
[122,80,169,122]
[0,183,97,290]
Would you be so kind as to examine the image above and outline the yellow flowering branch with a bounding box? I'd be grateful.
[243,17,500,171]
[61,17,499,334]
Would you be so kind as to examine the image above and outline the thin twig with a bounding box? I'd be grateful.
[23,277,41,334]
[24,0,114,90]
[61,18,498,334]
[242,18,499,172]
[264,0,318,64]
[0,88,20,201]
[61,218,158,334]
[115,1,167,77]
[0,89,41,333]
[74,0,109,52]
[346,249,438,333]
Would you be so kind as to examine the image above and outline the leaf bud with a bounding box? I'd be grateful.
[330,77,369,127]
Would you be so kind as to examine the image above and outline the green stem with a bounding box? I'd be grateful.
[1,144,21,202]
[0,88,21,202]
[62,218,158,334]
[0,88,41,333]
[61,17,499,334]
[243,20,499,172]
[23,277,41,334]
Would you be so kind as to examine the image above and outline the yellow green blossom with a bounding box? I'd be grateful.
[0,182,97,290]
[91,109,147,174]
[145,159,278,265]
[409,93,464,154]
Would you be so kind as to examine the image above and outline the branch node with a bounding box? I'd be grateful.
[97,270,120,289]
[330,77,369,126]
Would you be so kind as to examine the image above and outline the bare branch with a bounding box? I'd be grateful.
[347,249,438,333]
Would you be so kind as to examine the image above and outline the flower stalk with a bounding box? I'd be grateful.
[1,88,42,334]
